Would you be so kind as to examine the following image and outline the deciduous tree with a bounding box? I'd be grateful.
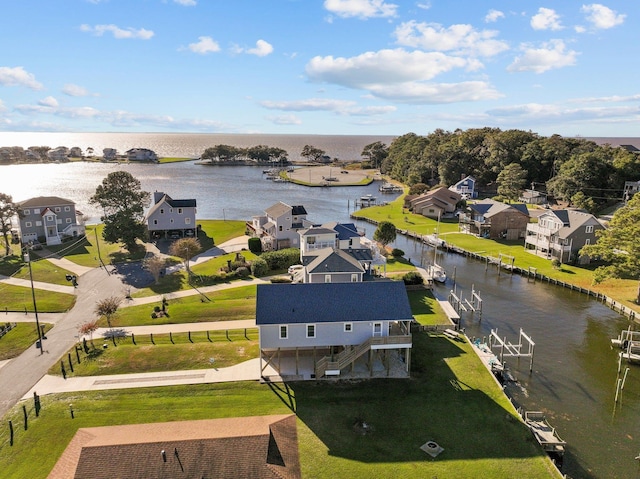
[95,296,123,329]
[0,193,16,256]
[300,145,325,163]
[89,171,150,251]
[143,254,167,284]
[374,221,397,247]
[361,141,388,169]
[169,237,201,276]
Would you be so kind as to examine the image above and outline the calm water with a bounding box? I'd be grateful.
[2,137,639,478]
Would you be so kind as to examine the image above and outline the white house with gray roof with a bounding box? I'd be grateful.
[250,202,311,251]
[256,281,413,380]
[146,191,197,240]
[17,196,85,246]
[524,209,604,263]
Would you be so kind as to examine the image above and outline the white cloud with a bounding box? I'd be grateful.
[306,49,476,88]
[62,84,96,97]
[367,81,502,103]
[267,114,303,125]
[261,98,357,112]
[0,99,5,112]
[246,40,274,57]
[0,66,43,90]
[581,4,625,30]
[486,102,640,125]
[394,21,509,57]
[531,8,563,31]
[174,0,196,6]
[485,9,504,23]
[323,0,398,19]
[80,24,154,40]
[507,40,578,74]
[573,94,640,103]
[188,36,220,54]
[38,96,58,107]
[416,2,431,10]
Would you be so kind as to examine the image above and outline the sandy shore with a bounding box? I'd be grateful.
[287,165,379,186]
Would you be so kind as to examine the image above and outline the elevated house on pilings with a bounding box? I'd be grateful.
[256,282,413,381]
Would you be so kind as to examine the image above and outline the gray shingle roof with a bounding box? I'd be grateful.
[305,248,363,273]
[17,196,75,208]
[256,282,413,325]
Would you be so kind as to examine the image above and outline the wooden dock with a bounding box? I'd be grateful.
[523,411,566,455]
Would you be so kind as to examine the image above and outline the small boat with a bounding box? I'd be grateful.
[379,182,403,193]
[523,411,566,458]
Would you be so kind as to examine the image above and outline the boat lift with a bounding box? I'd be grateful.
[489,328,535,372]
[448,284,483,317]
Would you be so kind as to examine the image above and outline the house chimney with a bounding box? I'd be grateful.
[153,191,165,204]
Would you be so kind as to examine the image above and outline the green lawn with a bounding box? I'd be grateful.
[51,329,259,376]
[196,220,247,249]
[158,157,195,163]
[113,284,257,326]
[0,331,559,479]
[0,323,54,360]
[0,285,76,312]
[0,254,76,286]
[408,289,450,325]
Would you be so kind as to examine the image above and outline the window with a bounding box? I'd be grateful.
[54,207,61,212]
[33,209,40,214]
[351,274,359,282]
[66,218,71,223]
[46,215,54,222]
[35,221,42,226]
[306,324,316,338]
[170,219,174,223]
[178,208,183,214]
[64,206,70,212]
[279,325,288,339]
[185,218,191,224]
[585,238,591,245]
[307,236,316,244]
[585,225,594,233]
[344,323,353,332]
[324,275,331,283]
[153,219,158,225]
[23,209,30,215]
[25,221,32,227]
[279,225,283,232]
[160,208,164,214]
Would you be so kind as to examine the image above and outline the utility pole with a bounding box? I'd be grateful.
[24,249,43,355]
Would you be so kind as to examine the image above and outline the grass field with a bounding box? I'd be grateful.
[0,284,76,312]
[112,284,257,327]
[0,323,53,360]
[0,331,560,479]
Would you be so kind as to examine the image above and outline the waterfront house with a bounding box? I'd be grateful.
[146,191,197,240]
[47,147,70,162]
[449,175,477,199]
[47,415,301,479]
[301,247,365,283]
[17,196,85,246]
[407,187,462,219]
[102,148,118,161]
[126,148,159,162]
[624,180,640,201]
[249,202,311,251]
[519,188,548,205]
[524,209,605,263]
[459,199,530,240]
[256,281,413,380]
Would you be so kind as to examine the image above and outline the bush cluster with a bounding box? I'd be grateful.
[259,248,300,271]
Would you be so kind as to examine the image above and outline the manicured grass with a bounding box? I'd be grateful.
[0,332,559,479]
[408,289,450,325]
[355,196,640,313]
[385,256,417,273]
[0,254,76,286]
[112,284,257,326]
[51,329,259,376]
[191,251,258,276]
[0,323,53,360]
[0,284,76,312]
[196,220,247,249]
[46,224,145,268]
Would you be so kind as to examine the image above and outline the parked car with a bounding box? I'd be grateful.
[169,232,181,239]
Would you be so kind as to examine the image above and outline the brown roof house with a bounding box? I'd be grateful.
[47,414,301,479]
[406,187,461,219]
[459,199,530,240]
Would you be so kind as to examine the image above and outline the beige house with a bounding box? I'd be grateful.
[407,187,462,218]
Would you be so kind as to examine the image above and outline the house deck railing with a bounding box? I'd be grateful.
[315,334,412,378]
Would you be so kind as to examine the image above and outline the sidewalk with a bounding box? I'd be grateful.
[0,274,76,295]
[92,319,256,337]
[22,358,280,398]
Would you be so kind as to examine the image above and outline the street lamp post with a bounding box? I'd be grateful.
[24,249,44,355]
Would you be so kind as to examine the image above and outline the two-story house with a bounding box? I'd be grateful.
[126,148,159,162]
[406,187,462,219]
[17,196,85,246]
[449,175,477,199]
[459,199,530,240]
[256,281,414,380]
[249,202,311,251]
[146,191,197,240]
[524,209,605,263]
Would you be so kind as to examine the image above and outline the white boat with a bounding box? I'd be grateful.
[429,264,447,283]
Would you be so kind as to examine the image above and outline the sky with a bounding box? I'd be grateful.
[0,0,636,137]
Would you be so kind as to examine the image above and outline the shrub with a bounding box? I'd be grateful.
[391,248,404,258]
[248,237,262,253]
[250,257,269,277]
[270,276,293,283]
[402,271,424,285]
[260,248,300,271]
[551,258,562,269]
[235,266,250,278]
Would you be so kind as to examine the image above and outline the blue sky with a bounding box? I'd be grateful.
[0,1,635,136]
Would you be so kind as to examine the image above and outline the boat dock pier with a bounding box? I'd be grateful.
[488,328,535,372]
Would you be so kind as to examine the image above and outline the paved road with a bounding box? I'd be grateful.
[0,236,256,418]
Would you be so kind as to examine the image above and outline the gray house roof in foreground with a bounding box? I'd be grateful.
[256,282,413,325]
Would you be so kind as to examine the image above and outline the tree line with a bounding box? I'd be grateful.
[361,128,640,211]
